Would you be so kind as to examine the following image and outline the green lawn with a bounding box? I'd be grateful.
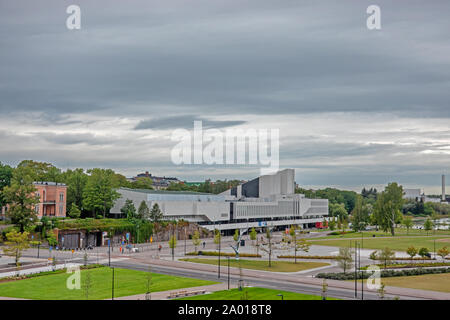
[177,287,340,300]
[314,228,450,240]
[180,258,329,272]
[352,273,450,293]
[0,267,217,300]
[309,235,450,252]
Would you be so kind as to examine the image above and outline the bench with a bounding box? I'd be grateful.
[167,289,206,299]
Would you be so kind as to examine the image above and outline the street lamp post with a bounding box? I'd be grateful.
[108,239,111,267]
[354,241,357,299]
[359,242,363,300]
[218,231,221,279]
[171,223,175,261]
[111,267,115,300]
[184,226,187,256]
[227,256,230,290]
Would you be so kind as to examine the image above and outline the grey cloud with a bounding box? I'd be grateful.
[134,116,246,130]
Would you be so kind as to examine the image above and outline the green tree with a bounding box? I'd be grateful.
[213,229,222,250]
[149,203,163,222]
[3,230,30,267]
[288,226,311,263]
[0,161,13,208]
[233,229,239,242]
[169,234,177,260]
[259,228,273,267]
[424,218,433,235]
[82,270,92,300]
[406,246,418,263]
[192,230,201,253]
[17,160,61,182]
[121,199,136,220]
[137,201,150,220]
[68,203,81,219]
[350,195,369,232]
[418,247,430,263]
[329,203,348,221]
[328,217,336,231]
[145,266,152,300]
[3,166,39,232]
[131,177,153,190]
[437,247,449,262]
[374,183,404,236]
[336,247,353,273]
[82,168,120,218]
[63,168,88,213]
[249,227,259,256]
[378,247,395,269]
[402,216,413,235]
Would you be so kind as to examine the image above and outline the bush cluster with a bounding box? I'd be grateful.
[186,251,261,258]
[316,267,450,280]
[277,255,338,260]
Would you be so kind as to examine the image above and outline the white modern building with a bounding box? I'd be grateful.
[110,169,329,232]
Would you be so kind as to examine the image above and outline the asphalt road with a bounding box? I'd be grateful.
[108,258,422,300]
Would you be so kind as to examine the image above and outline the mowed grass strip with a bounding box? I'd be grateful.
[0,267,217,300]
[352,273,450,293]
[314,229,450,240]
[177,287,340,300]
[309,236,450,252]
[180,258,329,272]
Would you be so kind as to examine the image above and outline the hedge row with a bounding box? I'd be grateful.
[277,255,434,261]
[316,267,450,280]
[277,255,338,260]
[186,251,261,258]
[0,264,105,282]
[361,262,450,270]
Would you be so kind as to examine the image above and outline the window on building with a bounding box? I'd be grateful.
[35,205,39,213]
[59,205,63,216]
[60,192,64,202]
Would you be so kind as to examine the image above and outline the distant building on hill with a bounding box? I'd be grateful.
[128,171,181,190]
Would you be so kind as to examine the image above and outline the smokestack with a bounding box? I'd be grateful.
[442,175,446,202]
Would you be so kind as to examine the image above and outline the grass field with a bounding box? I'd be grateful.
[314,228,450,240]
[177,287,340,300]
[353,273,450,293]
[180,258,329,272]
[0,267,217,300]
[309,235,450,252]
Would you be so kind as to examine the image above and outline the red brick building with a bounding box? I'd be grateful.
[33,182,67,217]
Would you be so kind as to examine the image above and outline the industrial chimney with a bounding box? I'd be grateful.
[442,174,446,202]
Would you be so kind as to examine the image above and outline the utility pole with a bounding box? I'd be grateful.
[172,223,175,261]
[218,230,221,279]
[359,242,363,300]
[354,241,357,298]
[184,226,187,256]
[227,256,230,290]
[111,267,115,300]
[108,239,111,267]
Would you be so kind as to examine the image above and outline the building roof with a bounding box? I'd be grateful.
[118,187,212,195]
[33,182,67,186]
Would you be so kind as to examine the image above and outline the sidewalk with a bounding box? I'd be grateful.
[109,282,232,300]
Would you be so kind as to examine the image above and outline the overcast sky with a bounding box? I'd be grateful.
[1,0,449,194]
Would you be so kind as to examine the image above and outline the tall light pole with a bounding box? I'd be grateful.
[227,256,230,290]
[108,239,111,267]
[111,267,115,300]
[184,226,187,256]
[218,230,221,279]
[354,241,357,298]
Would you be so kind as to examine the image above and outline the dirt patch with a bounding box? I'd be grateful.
[436,238,450,243]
